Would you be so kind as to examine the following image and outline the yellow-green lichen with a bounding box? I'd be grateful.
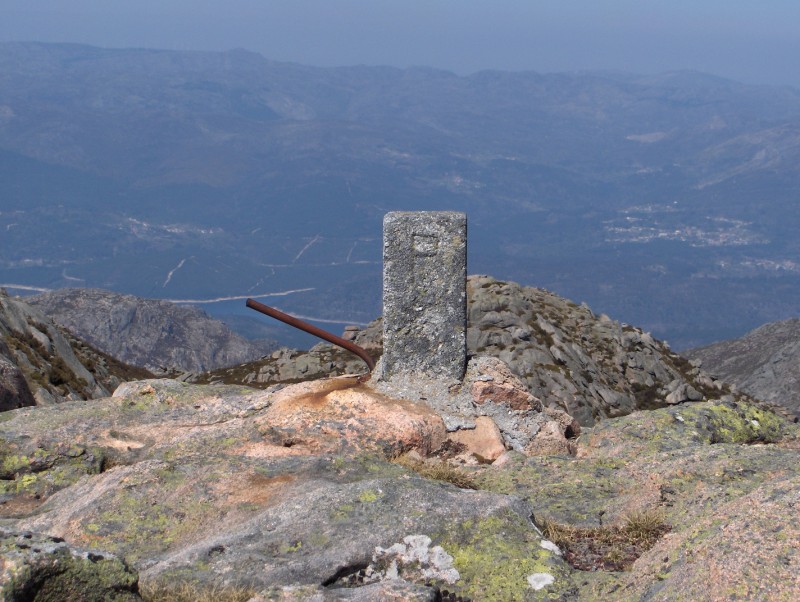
[331,503,355,521]
[699,402,787,444]
[0,443,107,498]
[33,447,50,460]
[436,513,573,601]
[16,473,38,492]
[0,544,139,601]
[2,454,31,474]
[279,540,303,554]
[475,458,633,527]
[358,489,380,503]
[582,399,795,460]
[82,480,218,558]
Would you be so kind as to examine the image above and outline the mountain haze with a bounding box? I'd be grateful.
[2,42,800,348]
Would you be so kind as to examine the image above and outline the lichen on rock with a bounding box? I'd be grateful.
[0,528,141,601]
[0,359,797,601]
[435,512,575,601]
[361,534,460,585]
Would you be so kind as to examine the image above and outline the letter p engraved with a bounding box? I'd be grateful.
[412,234,438,257]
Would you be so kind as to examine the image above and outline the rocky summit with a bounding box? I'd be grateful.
[0,375,797,601]
[1,275,799,600]
[203,275,744,426]
[28,288,274,373]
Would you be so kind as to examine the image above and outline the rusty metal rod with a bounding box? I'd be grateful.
[246,298,376,372]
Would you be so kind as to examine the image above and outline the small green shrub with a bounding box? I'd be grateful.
[631,382,664,410]
[48,355,76,387]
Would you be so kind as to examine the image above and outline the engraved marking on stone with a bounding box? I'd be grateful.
[413,234,439,256]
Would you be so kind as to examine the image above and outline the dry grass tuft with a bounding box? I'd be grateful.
[623,509,669,543]
[139,580,256,602]
[536,509,669,571]
[391,453,478,490]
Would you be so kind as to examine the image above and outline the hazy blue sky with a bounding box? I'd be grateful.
[3,1,800,87]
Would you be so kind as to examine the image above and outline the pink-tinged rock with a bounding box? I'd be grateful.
[468,356,542,411]
[525,421,572,456]
[491,451,515,466]
[471,381,540,411]
[447,416,506,461]
[525,408,581,456]
[542,406,581,439]
[258,376,447,456]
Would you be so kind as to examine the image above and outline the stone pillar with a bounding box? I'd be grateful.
[381,211,467,382]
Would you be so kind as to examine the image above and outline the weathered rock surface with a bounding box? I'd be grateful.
[476,401,800,600]
[0,376,797,600]
[1,290,151,408]
[260,377,448,456]
[28,288,274,372]
[686,317,800,418]
[0,378,575,601]
[447,416,506,462]
[202,275,733,426]
[464,276,733,427]
[0,527,141,601]
[367,354,579,456]
[0,350,34,412]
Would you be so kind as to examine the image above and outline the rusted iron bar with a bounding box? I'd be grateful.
[246,298,376,372]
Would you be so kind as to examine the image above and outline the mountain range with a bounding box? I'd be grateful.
[1,42,800,349]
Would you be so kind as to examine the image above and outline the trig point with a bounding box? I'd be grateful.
[381,211,467,382]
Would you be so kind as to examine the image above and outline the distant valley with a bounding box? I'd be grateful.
[2,42,800,349]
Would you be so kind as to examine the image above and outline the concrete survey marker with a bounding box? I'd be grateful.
[381,211,467,382]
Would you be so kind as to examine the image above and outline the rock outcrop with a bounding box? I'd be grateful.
[202,276,732,426]
[1,290,151,408]
[3,275,797,599]
[0,376,796,600]
[0,378,577,600]
[0,528,141,601]
[479,400,800,600]
[686,317,800,418]
[27,288,274,373]
[0,346,34,412]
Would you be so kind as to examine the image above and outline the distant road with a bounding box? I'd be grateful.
[0,284,315,301]
[0,284,52,293]
[2,284,368,326]
[163,288,315,304]
[165,289,371,325]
